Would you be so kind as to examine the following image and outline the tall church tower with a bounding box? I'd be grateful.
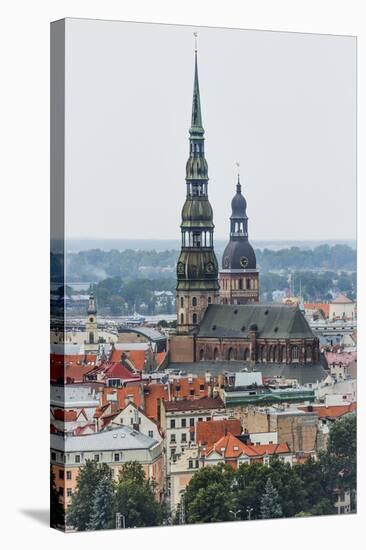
[176,44,220,335]
[220,174,259,304]
[85,290,98,349]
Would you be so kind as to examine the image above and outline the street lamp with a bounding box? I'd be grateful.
[115,512,126,529]
[246,506,254,520]
[229,509,241,520]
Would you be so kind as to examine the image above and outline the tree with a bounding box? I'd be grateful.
[87,470,114,531]
[114,461,165,528]
[260,477,282,519]
[184,464,235,523]
[50,467,64,529]
[67,461,112,531]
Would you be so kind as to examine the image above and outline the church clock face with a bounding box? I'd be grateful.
[206,261,215,273]
[223,256,230,268]
[240,256,249,268]
[177,262,185,274]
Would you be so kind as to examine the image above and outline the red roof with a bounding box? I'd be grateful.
[203,433,290,460]
[127,351,146,371]
[50,353,96,383]
[101,362,141,381]
[324,351,357,367]
[196,419,241,446]
[52,409,78,422]
[299,403,356,419]
[332,294,353,304]
[304,303,330,317]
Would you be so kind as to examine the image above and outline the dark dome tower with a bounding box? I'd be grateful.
[220,175,259,304]
[176,46,220,335]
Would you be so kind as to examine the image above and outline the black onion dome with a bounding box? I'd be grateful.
[222,239,257,270]
[231,181,247,218]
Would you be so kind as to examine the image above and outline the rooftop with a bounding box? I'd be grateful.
[51,426,158,452]
[164,396,224,413]
[197,304,315,339]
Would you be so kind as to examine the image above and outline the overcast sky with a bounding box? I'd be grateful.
[64,19,356,242]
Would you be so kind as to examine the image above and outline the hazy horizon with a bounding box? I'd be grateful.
[64,19,356,242]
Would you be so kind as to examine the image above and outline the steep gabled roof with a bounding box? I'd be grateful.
[197,304,315,339]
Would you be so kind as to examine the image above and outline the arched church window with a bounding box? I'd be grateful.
[192,313,197,324]
[246,279,250,290]
[89,332,94,344]
[199,349,204,361]
[208,296,212,304]
[244,348,250,361]
[228,347,236,361]
[180,313,184,325]
[292,346,299,361]
[214,347,219,361]
[180,297,184,308]
[192,297,197,307]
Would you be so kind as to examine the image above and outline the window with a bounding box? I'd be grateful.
[200,384,205,391]
[189,418,194,427]
[180,297,184,308]
[67,488,72,497]
[59,487,64,496]
[190,389,195,396]
[180,313,184,324]
[292,346,299,361]
[75,455,80,463]
[192,297,197,307]
[94,454,100,462]
[170,419,176,429]
[195,460,199,469]
[59,469,64,480]
[175,385,181,392]
[66,471,72,480]
[198,417,203,422]
[114,453,120,462]
[208,297,212,304]
[51,452,56,461]
[148,430,154,438]
[170,434,176,444]
[181,433,187,443]
[190,432,195,442]
[181,418,187,428]
[192,313,197,324]
[206,417,211,421]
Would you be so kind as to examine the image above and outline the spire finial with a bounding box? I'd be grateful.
[190,33,203,131]
[193,31,198,53]
[236,161,241,192]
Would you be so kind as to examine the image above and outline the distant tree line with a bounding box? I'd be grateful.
[60,244,356,284]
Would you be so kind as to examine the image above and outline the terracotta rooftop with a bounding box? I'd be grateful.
[325,351,357,367]
[203,432,290,459]
[299,402,356,419]
[331,294,353,304]
[196,418,241,446]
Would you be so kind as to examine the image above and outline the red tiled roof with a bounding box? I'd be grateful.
[164,396,224,413]
[101,362,141,381]
[331,294,353,304]
[203,433,290,460]
[50,353,97,383]
[299,403,356,419]
[304,303,330,317]
[52,409,78,422]
[156,351,167,368]
[196,419,241,446]
[170,377,209,400]
[324,351,357,367]
[144,383,169,422]
[127,351,146,371]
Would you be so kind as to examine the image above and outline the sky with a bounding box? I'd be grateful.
[64,19,356,242]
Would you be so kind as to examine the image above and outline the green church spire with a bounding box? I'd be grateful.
[176,37,220,335]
